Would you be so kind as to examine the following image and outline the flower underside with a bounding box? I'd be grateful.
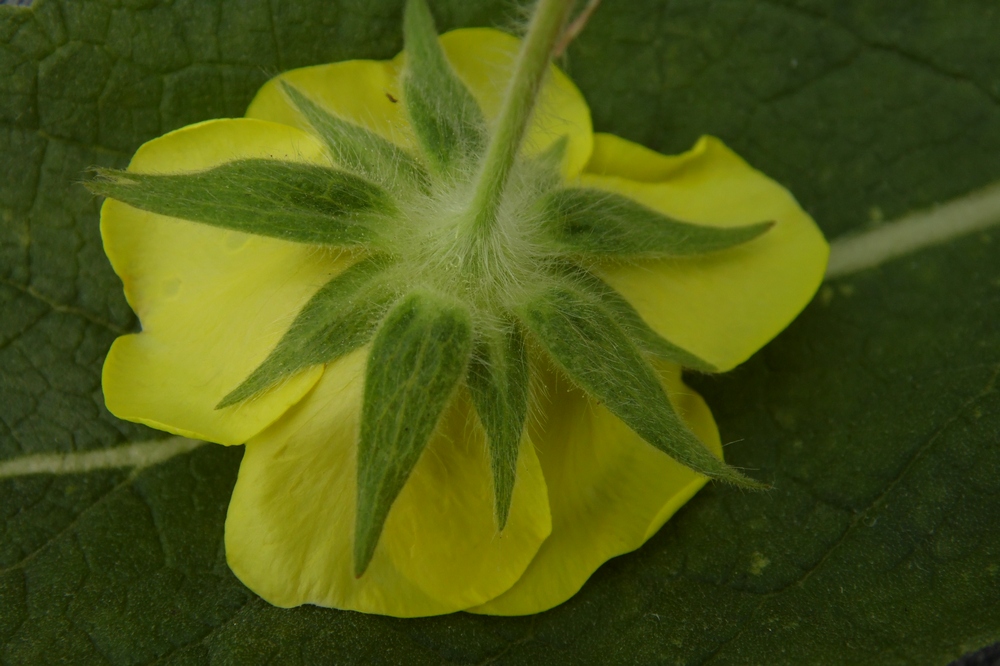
[90,0,771,577]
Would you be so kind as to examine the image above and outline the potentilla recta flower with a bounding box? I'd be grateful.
[89,0,827,617]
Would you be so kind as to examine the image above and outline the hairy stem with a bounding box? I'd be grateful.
[466,0,574,239]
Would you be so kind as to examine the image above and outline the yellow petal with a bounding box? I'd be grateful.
[246,58,417,152]
[585,133,829,371]
[226,348,552,617]
[471,361,720,615]
[246,28,593,179]
[102,118,348,444]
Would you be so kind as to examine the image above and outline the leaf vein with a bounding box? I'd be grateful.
[0,276,130,335]
[698,363,1000,664]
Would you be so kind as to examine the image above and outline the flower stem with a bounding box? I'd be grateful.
[467,0,574,238]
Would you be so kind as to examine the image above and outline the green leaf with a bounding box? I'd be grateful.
[466,324,529,529]
[401,0,487,175]
[355,291,473,576]
[217,257,397,409]
[3,0,1000,663]
[518,283,763,488]
[88,159,397,247]
[541,187,773,258]
[280,82,429,190]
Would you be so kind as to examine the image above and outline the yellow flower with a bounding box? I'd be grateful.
[96,17,827,617]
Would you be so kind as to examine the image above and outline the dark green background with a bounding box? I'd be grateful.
[1,0,998,663]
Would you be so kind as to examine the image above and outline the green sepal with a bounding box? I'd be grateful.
[216,257,398,409]
[521,135,568,192]
[540,187,774,258]
[89,159,397,247]
[518,284,766,489]
[466,323,529,530]
[355,291,473,576]
[402,0,486,175]
[569,268,717,372]
[280,82,429,190]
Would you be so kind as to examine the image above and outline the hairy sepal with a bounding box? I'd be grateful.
[519,284,765,489]
[541,187,774,258]
[568,268,717,372]
[280,82,429,190]
[89,160,396,247]
[402,0,486,175]
[355,291,474,576]
[217,257,398,409]
[466,323,530,530]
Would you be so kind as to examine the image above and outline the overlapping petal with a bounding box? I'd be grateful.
[101,119,347,444]
[98,17,826,620]
[586,133,829,371]
[226,348,552,616]
[471,360,721,615]
[246,28,592,179]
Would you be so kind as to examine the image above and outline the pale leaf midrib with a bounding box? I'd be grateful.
[0,437,204,479]
[825,180,1000,279]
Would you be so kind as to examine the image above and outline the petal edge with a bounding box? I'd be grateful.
[585,133,829,371]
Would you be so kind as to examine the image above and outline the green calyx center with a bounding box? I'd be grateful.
[90,0,775,578]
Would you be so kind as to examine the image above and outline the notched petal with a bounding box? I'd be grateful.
[99,119,348,445]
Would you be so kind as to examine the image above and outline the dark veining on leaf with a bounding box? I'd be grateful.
[0,277,131,336]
